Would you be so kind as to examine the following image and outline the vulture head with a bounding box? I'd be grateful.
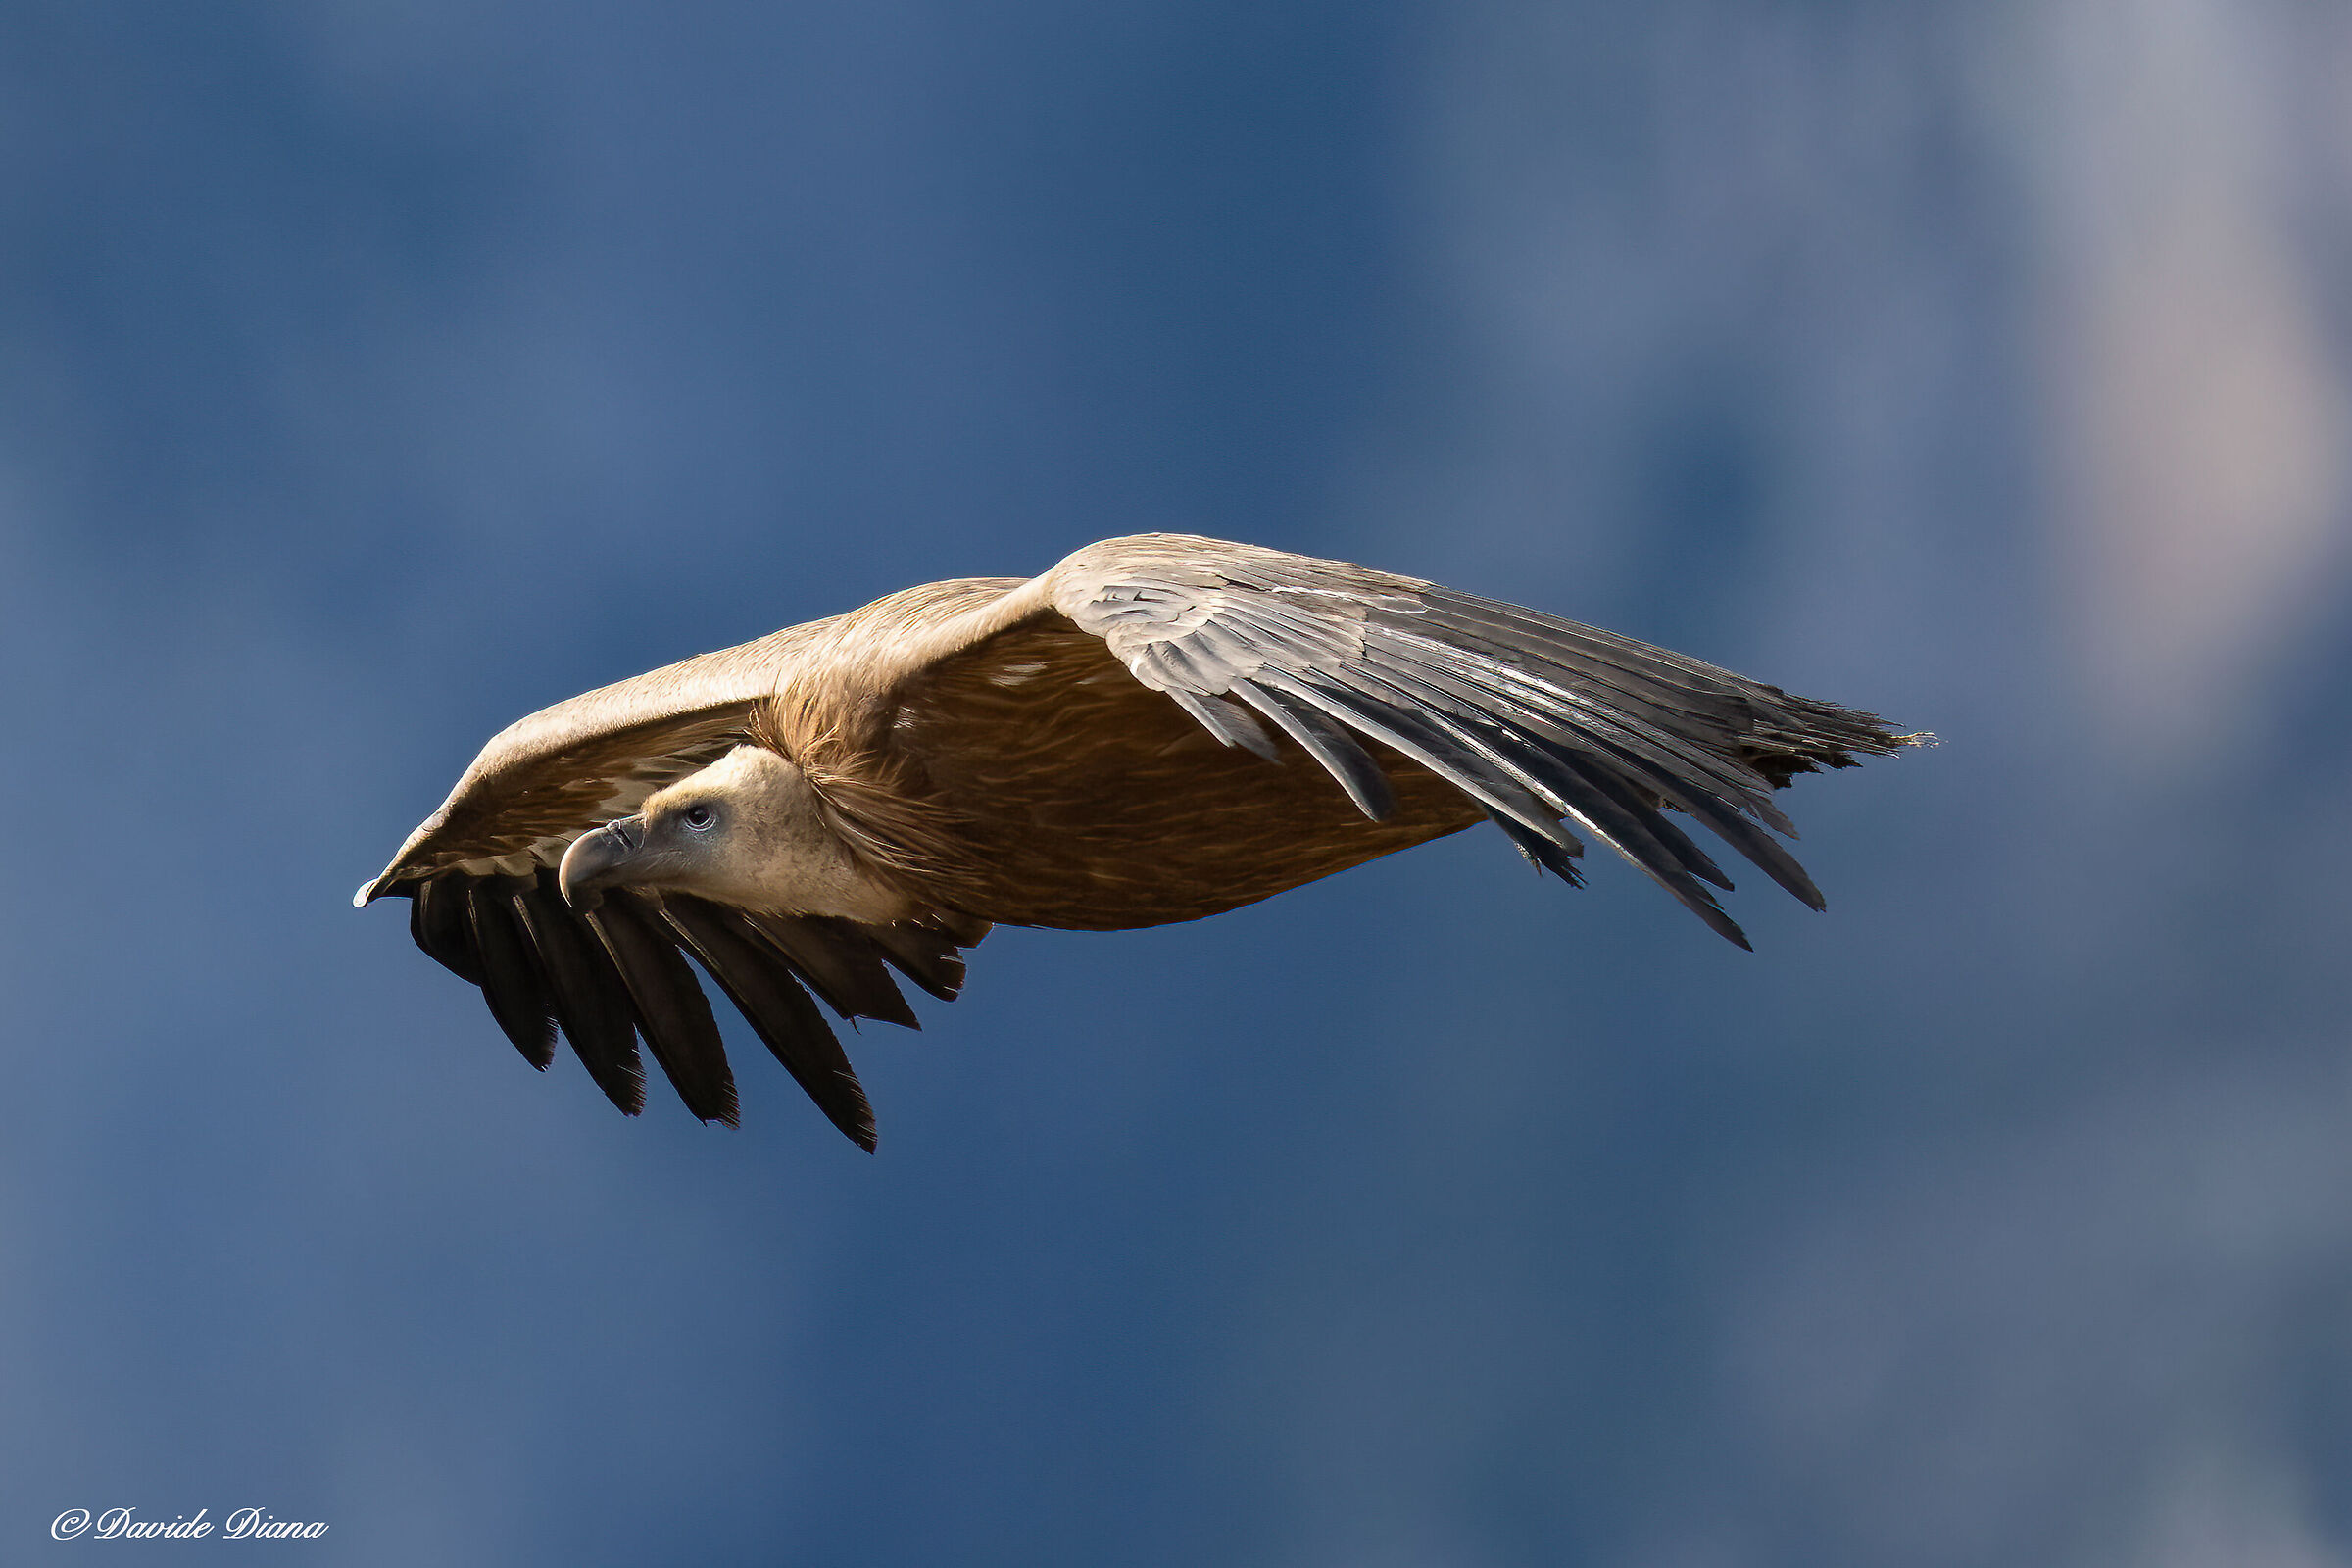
[558,745,913,924]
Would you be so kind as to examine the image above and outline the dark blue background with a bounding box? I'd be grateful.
[8,3,2352,1564]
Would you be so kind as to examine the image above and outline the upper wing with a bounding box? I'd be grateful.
[359,619,983,1146]
[358,623,831,892]
[780,534,1917,945]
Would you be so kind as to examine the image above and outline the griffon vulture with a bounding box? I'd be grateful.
[357,534,1918,1148]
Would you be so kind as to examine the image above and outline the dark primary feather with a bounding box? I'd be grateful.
[662,896,877,1151]
[410,877,484,986]
[388,857,969,1131]
[399,872,933,1137]
[466,877,558,1069]
[511,873,647,1115]
[583,891,740,1127]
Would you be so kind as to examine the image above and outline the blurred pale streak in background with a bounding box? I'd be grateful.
[2034,0,2349,759]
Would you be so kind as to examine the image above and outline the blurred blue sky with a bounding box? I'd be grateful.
[6,2,2352,1564]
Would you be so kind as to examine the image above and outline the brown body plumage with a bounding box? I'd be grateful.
[359,534,1921,1147]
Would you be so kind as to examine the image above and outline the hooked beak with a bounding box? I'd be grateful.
[559,815,646,908]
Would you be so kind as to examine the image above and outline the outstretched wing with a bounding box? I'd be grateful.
[359,620,983,1146]
[783,535,1916,944]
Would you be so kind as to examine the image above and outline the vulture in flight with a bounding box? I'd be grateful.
[358,534,1918,1148]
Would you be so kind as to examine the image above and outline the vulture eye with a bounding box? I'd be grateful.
[682,804,716,830]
